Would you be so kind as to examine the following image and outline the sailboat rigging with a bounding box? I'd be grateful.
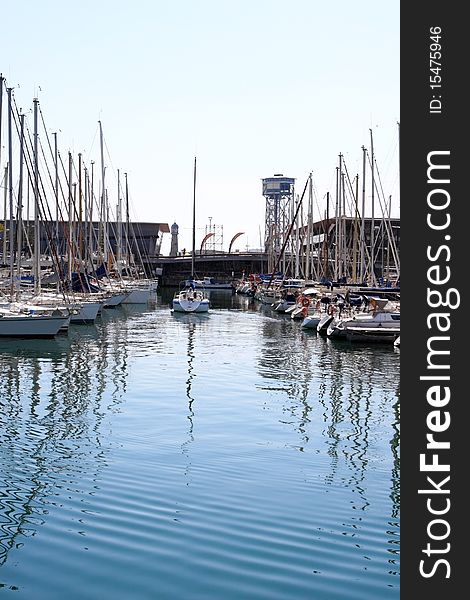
[171,157,210,313]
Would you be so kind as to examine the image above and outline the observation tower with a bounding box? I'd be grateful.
[262,174,295,273]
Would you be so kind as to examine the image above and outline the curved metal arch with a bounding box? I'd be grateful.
[228,232,245,253]
[200,232,215,254]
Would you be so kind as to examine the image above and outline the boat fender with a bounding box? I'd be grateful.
[302,306,308,317]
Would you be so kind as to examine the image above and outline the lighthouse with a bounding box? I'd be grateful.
[170,222,179,257]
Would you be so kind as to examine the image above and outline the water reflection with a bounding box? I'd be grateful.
[186,322,196,426]
[207,291,400,590]
[0,293,400,598]
[0,315,131,567]
[253,300,400,542]
[169,312,211,477]
[161,290,400,525]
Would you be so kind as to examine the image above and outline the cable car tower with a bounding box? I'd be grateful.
[262,174,295,274]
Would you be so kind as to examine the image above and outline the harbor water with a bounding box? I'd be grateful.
[0,290,400,599]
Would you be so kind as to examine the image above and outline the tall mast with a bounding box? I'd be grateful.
[369,128,376,285]
[78,152,83,263]
[352,174,359,283]
[7,88,14,297]
[53,132,59,248]
[105,190,110,271]
[125,172,130,268]
[360,145,366,283]
[16,112,25,282]
[334,164,339,281]
[117,168,122,273]
[340,161,346,280]
[337,154,344,280]
[68,151,73,283]
[294,193,300,278]
[33,98,41,295]
[84,166,89,267]
[99,120,107,264]
[386,194,392,279]
[2,165,7,263]
[191,156,196,278]
[305,174,312,280]
[323,191,329,280]
[90,161,94,256]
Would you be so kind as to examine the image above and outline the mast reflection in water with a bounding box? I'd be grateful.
[1,297,399,600]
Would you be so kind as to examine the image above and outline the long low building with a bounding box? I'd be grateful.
[1,220,171,266]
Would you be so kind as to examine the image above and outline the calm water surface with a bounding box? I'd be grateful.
[0,290,400,599]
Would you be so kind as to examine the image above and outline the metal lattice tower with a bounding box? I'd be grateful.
[202,217,223,254]
[262,174,295,274]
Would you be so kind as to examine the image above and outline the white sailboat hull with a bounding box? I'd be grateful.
[172,289,210,313]
[70,301,101,324]
[172,298,210,313]
[327,311,400,339]
[0,314,70,338]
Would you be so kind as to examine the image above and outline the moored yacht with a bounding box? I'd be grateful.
[172,286,210,313]
[0,307,71,338]
[327,299,400,342]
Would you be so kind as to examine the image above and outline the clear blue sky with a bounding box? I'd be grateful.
[1,0,399,255]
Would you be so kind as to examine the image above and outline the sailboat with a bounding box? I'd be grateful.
[0,94,71,338]
[172,157,210,313]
